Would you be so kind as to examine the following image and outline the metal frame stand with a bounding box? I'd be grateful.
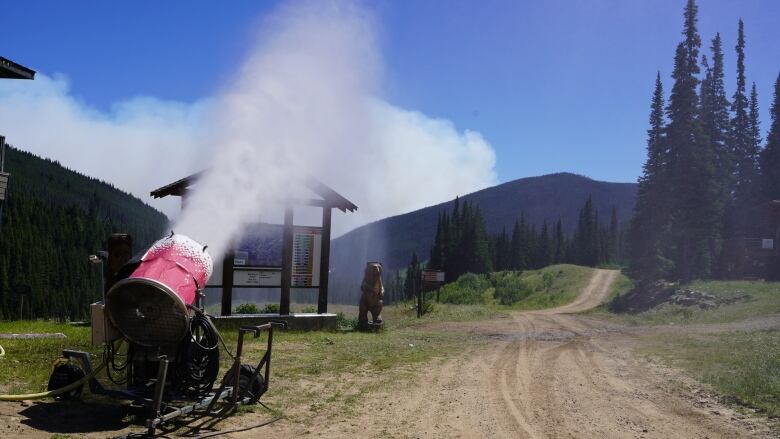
[60,321,285,437]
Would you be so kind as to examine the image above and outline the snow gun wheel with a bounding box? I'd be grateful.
[223,364,265,403]
[47,362,86,400]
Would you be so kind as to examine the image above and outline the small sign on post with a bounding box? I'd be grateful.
[422,270,445,284]
[418,270,445,317]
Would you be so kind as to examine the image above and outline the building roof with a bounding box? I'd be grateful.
[150,171,358,213]
[0,56,35,80]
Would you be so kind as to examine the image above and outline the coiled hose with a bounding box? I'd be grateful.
[0,361,105,401]
[0,341,119,401]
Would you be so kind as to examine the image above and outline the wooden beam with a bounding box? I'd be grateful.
[318,206,332,314]
[221,252,234,316]
[280,206,294,315]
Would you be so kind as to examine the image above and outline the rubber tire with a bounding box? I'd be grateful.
[222,364,265,403]
[47,363,85,401]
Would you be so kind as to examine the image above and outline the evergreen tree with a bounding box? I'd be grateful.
[491,227,510,271]
[574,196,599,266]
[609,206,619,264]
[428,212,444,270]
[628,72,669,280]
[463,204,493,274]
[730,19,760,209]
[760,73,780,200]
[403,252,420,300]
[664,1,720,281]
[700,33,733,214]
[510,219,523,270]
[537,220,552,268]
[749,82,762,164]
[553,218,565,264]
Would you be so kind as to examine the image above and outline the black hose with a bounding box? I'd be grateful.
[175,310,220,399]
[104,338,131,385]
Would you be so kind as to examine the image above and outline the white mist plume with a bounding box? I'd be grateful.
[0,0,498,255]
[174,1,380,257]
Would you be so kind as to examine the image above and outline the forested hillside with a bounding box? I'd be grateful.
[0,145,168,320]
[329,173,636,303]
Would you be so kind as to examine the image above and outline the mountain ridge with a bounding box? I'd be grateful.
[328,172,637,303]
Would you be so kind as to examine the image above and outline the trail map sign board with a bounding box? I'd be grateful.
[291,226,322,287]
[228,223,322,288]
[0,172,8,201]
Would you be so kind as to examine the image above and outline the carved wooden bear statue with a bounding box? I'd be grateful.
[358,262,384,329]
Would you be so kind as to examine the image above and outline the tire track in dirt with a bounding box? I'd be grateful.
[252,268,774,438]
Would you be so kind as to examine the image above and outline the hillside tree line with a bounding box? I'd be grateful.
[386,196,624,301]
[0,146,167,320]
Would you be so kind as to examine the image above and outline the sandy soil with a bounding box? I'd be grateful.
[253,269,774,438]
[2,269,775,438]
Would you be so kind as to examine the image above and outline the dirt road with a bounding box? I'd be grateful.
[3,269,772,438]
[260,269,771,438]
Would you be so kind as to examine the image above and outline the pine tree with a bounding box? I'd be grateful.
[554,218,565,264]
[749,82,762,164]
[574,196,598,266]
[510,219,523,270]
[760,73,780,200]
[537,220,552,268]
[404,252,420,300]
[701,33,733,212]
[628,73,669,280]
[609,206,619,264]
[664,1,720,281]
[730,19,760,210]
[429,212,444,270]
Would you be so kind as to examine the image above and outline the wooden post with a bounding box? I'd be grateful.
[280,206,294,315]
[221,252,234,316]
[416,274,422,318]
[318,206,332,314]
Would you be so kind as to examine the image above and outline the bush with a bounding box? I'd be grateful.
[261,303,280,314]
[298,305,317,313]
[335,312,358,330]
[234,303,260,314]
[437,273,490,305]
[493,274,534,305]
[542,271,556,289]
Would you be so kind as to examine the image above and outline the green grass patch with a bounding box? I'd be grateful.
[509,264,594,310]
[613,280,780,325]
[0,321,100,395]
[433,264,596,311]
[640,329,780,419]
[0,303,480,396]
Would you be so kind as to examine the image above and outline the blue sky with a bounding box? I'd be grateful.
[2,0,779,185]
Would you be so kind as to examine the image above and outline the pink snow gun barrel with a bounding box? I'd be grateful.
[105,233,213,347]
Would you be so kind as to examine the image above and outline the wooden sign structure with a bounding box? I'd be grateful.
[150,171,357,316]
[417,269,445,317]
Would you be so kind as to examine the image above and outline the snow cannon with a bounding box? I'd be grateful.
[105,233,213,347]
